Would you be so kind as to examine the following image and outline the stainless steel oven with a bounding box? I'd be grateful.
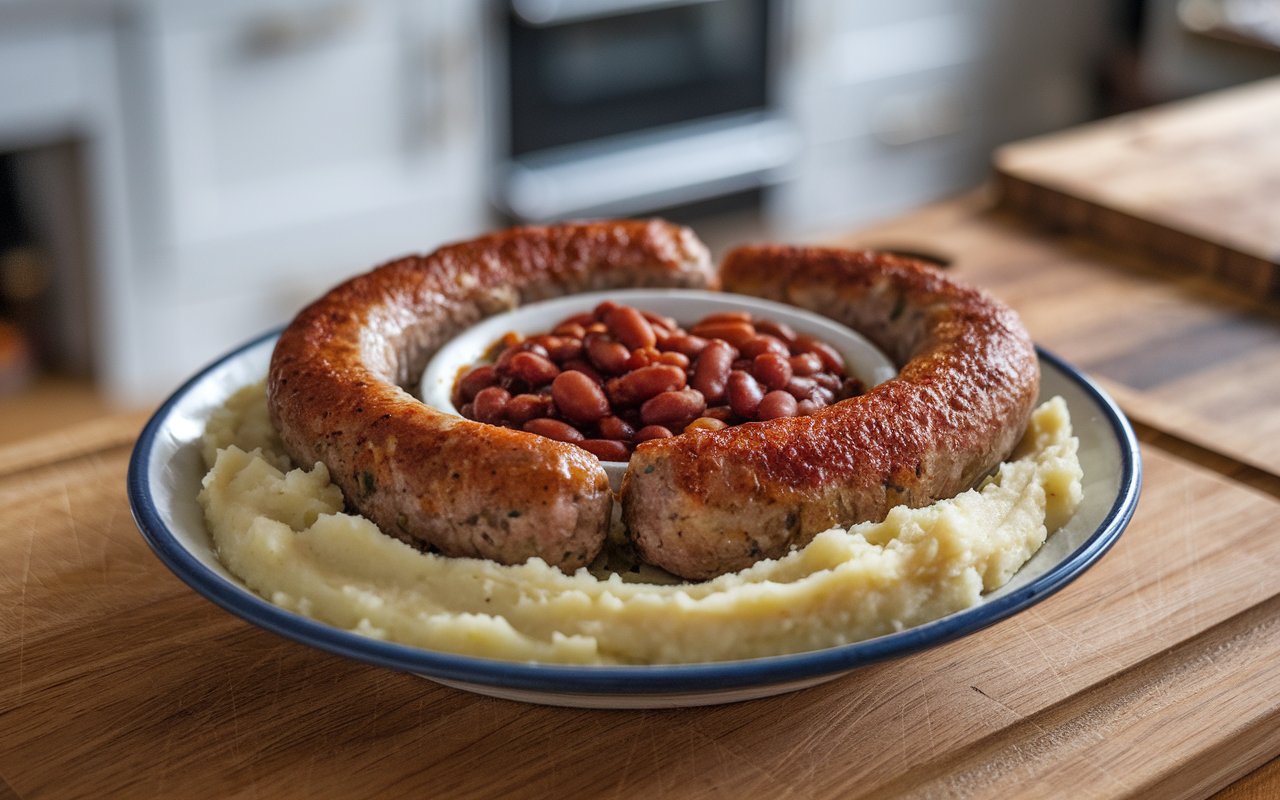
[490,0,795,222]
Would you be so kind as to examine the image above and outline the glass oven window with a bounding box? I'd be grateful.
[506,0,770,156]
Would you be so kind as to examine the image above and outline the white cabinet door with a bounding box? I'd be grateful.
[119,0,491,393]
[134,0,487,290]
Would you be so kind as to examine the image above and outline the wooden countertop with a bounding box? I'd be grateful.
[4,86,1280,797]
[995,77,1280,300]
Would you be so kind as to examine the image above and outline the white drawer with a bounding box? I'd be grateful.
[143,0,405,238]
[119,0,487,296]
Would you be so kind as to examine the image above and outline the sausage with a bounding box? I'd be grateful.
[620,245,1040,580]
[267,220,715,571]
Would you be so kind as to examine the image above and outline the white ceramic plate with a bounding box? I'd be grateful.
[128,323,1140,709]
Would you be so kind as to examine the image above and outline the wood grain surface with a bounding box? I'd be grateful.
[994,77,1280,298]
[1,413,1277,798]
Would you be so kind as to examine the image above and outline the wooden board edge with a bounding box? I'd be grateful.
[0,412,148,479]
[860,594,1280,799]
[994,172,1280,300]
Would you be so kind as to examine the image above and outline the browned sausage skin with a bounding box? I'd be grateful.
[268,220,715,571]
[621,246,1040,580]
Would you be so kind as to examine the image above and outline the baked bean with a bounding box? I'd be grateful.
[523,418,585,443]
[606,305,657,350]
[788,352,823,376]
[727,371,764,419]
[752,353,793,391]
[690,321,756,348]
[495,341,548,372]
[641,388,706,429]
[578,438,630,461]
[754,319,797,344]
[757,390,798,420]
[698,310,752,324]
[812,372,842,393]
[552,322,587,339]
[685,416,727,432]
[506,393,551,424]
[458,365,498,402]
[657,351,690,369]
[457,302,853,455]
[598,415,635,441]
[472,387,511,424]
[560,359,604,385]
[586,336,631,375]
[606,364,685,407]
[704,405,734,421]
[634,425,674,442]
[557,312,595,329]
[534,335,583,362]
[625,346,662,371]
[690,339,735,404]
[739,334,789,359]
[506,351,560,386]
[794,335,846,372]
[552,370,610,424]
[785,375,818,400]
[662,335,709,358]
[641,311,678,332]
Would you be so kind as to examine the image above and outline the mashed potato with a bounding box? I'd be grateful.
[199,383,1082,665]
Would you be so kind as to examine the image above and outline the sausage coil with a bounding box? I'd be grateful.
[269,225,1038,581]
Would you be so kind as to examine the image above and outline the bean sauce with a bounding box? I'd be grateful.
[452,301,864,461]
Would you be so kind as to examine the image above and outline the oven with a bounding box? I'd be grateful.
[490,0,796,222]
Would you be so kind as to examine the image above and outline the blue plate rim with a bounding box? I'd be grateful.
[127,332,1142,696]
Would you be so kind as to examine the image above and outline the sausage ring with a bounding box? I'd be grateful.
[621,245,1040,579]
[270,224,1038,581]
[268,220,715,570]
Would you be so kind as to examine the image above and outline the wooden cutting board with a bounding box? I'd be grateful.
[0,402,1277,798]
[995,77,1280,299]
[3,193,1280,798]
[840,192,1280,482]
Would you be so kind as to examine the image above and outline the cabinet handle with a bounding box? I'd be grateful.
[242,2,363,56]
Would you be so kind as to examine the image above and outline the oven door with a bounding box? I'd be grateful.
[494,0,796,221]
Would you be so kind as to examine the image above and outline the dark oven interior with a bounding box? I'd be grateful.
[504,0,772,158]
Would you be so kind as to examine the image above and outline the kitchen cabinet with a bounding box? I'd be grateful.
[124,0,490,398]
[773,0,1107,231]
[0,0,491,405]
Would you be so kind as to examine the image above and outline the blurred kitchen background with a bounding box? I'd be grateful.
[1,0,1278,441]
